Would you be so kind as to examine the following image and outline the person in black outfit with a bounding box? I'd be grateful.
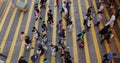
[41,21,47,32]
[99,25,110,36]
[47,9,53,26]
[18,56,28,63]
[101,31,113,44]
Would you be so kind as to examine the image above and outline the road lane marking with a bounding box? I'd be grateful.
[18,0,34,61]
[0,1,12,32]
[85,0,102,63]
[78,0,90,63]
[0,0,19,53]
[92,0,114,63]
[0,0,10,23]
[5,0,27,62]
[70,0,78,63]
[51,0,57,63]
[62,0,67,45]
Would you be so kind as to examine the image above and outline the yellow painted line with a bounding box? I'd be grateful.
[0,0,10,23]
[92,0,111,53]
[18,0,34,61]
[0,0,19,53]
[6,1,27,63]
[62,0,66,45]
[0,1,12,32]
[51,0,57,63]
[77,0,90,63]
[39,0,50,63]
[70,0,78,63]
[85,0,102,63]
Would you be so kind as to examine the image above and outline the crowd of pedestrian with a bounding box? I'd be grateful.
[17,0,120,63]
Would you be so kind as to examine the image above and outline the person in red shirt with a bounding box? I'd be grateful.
[56,0,59,8]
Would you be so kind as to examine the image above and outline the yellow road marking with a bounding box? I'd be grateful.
[0,0,10,23]
[93,0,114,63]
[70,0,78,63]
[6,0,27,62]
[18,0,34,61]
[78,0,90,63]
[62,0,67,45]
[0,0,19,53]
[51,0,57,63]
[85,0,102,63]
[0,1,12,32]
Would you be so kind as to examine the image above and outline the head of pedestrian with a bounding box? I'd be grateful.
[49,9,52,12]
[21,32,24,35]
[59,20,62,23]
[43,21,45,23]
[64,1,66,3]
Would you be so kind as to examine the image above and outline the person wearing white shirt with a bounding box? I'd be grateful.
[94,12,103,26]
[105,14,116,27]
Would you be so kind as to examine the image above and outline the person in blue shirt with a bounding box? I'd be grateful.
[102,52,117,63]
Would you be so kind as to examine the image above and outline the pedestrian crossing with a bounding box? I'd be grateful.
[0,0,120,63]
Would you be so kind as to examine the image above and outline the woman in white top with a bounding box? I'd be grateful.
[105,14,116,27]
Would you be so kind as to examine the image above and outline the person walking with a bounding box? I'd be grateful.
[47,9,53,27]
[41,21,47,32]
[105,14,116,28]
[101,31,114,44]
[55,0,59,8]
[102,52,117,63]
[57,20,62,35]
[94,11,103,26]
[99,25,110,36]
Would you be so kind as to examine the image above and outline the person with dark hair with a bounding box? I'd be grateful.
[57,20,62,34]
[77,30,86,48]
[41,21,47,32]
[94,11,103,26]
[55,0,59,8]
[102,52,117,63]
[34,3,38,10]
[18,56,28,63]
[42,34,48,45]
[99,25,110,36]
[101,31,114,44]
[43,58,49,63]
[87,7,92,15]
[47,9,53,27]
[32,27,40,43]
[85,18,92,31]
[34,9,40,21]
[59,29,65,39]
